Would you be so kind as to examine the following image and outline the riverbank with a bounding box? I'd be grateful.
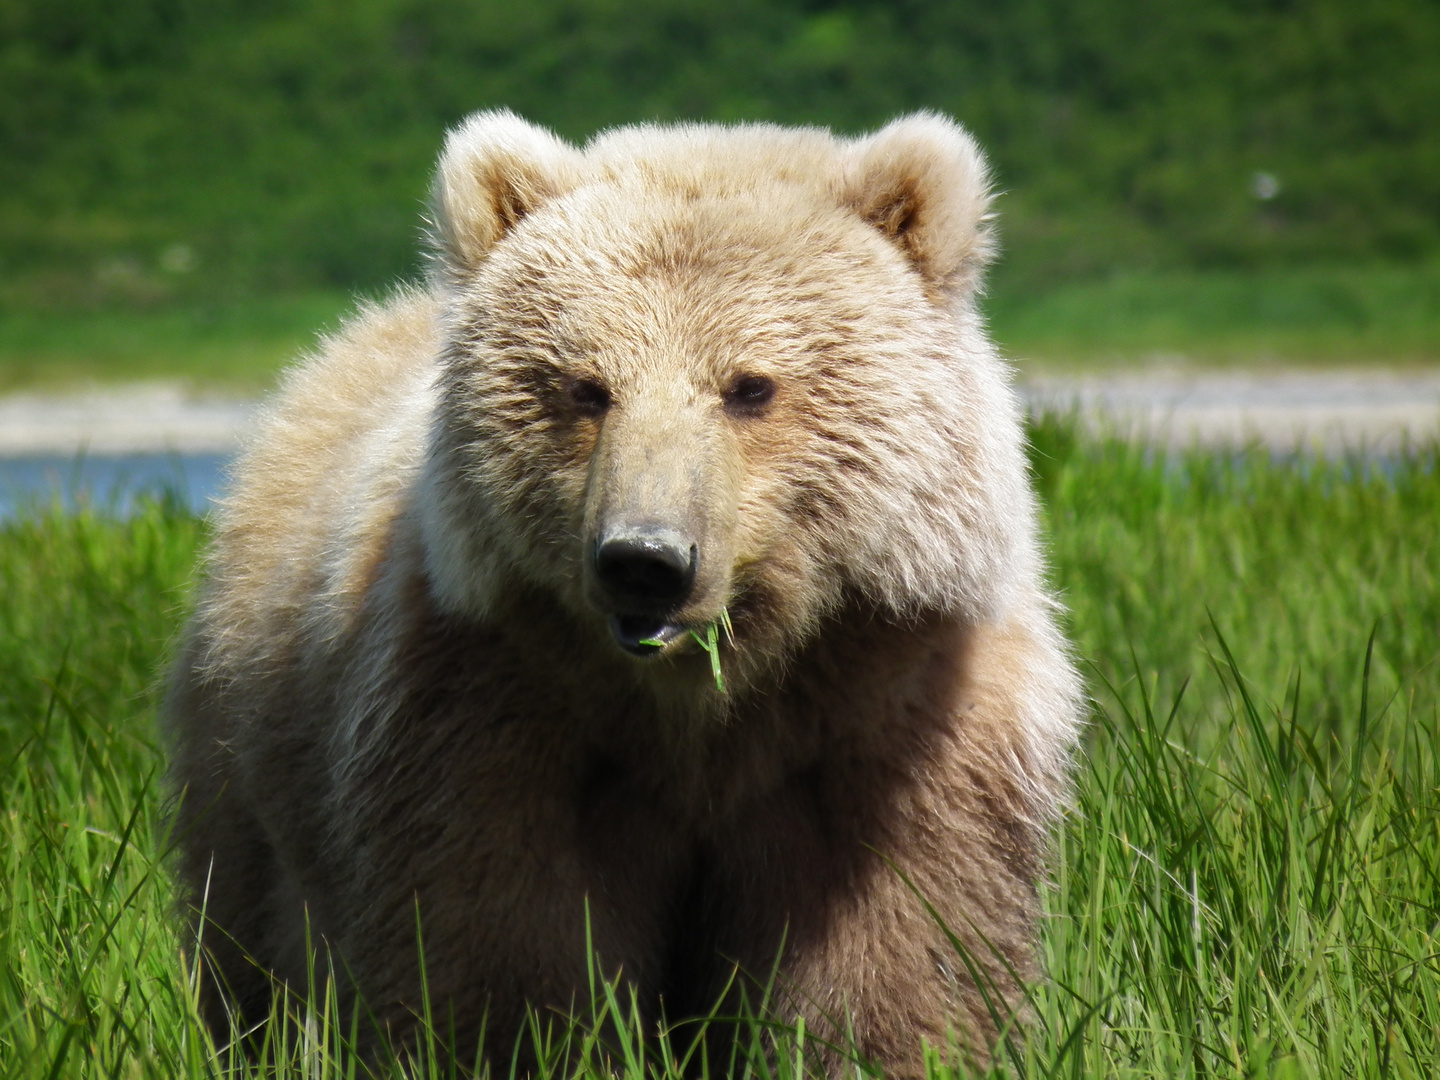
[0,383,255,456]
[1023,367,1440,454]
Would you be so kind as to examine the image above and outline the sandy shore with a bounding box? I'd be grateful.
[0,383,257,456]
[1023,368,1440,454]
[1,370,1437,457]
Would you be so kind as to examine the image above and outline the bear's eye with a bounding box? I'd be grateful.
[724,374,776,415]
[569,377,611,416]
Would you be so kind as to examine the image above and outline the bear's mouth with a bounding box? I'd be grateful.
[608,614,688,657]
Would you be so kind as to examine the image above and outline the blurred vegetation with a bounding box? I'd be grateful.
[2,0,1438,312]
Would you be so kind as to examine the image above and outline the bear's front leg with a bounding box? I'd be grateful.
[695,617,1057,1077]
[701,766,1042,1077]
[334,724,698,1067]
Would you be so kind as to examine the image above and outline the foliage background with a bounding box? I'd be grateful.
[3,0,1438,307]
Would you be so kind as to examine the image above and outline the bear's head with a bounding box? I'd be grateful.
[418,111,1039,695]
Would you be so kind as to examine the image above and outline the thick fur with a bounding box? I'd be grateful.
[166,111,1082,1075]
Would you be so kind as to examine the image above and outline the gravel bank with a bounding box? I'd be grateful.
[0,383,257,456]
[1024,368,1440,454]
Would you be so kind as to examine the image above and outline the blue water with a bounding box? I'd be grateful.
[0,452,232,520]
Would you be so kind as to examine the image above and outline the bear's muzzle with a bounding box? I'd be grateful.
[593,524,698,654]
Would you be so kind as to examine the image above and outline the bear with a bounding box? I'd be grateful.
[164,109,1082,1076]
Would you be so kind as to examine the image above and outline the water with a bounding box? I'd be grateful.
[0,452,232,521]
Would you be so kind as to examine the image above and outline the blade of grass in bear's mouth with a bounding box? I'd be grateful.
[610,614,683,656]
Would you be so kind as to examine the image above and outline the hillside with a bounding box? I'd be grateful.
[3,0,1437,307]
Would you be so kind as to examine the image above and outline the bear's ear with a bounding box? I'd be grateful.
[429,110,581,278]
[841,113,996,299]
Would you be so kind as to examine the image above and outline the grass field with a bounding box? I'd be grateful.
[1,427,1438,1078]
[0,292,353,392]
[3,260,1439,391]
[987,259,1440,371]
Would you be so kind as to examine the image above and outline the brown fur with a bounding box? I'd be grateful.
[166,111,1081,1076]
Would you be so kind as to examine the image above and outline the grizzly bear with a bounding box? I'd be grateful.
[165,110,1081,1075]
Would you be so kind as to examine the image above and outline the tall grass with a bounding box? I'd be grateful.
[1,427,1437,1077]
[0,499,206,1076]
[1030,416,1440,734]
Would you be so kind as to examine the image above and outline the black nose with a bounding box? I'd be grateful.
[594,528,698,608]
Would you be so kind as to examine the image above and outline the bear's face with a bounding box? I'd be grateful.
[419,114,1035,694]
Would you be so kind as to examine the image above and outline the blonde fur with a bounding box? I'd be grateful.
[167,111,1081,1076]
